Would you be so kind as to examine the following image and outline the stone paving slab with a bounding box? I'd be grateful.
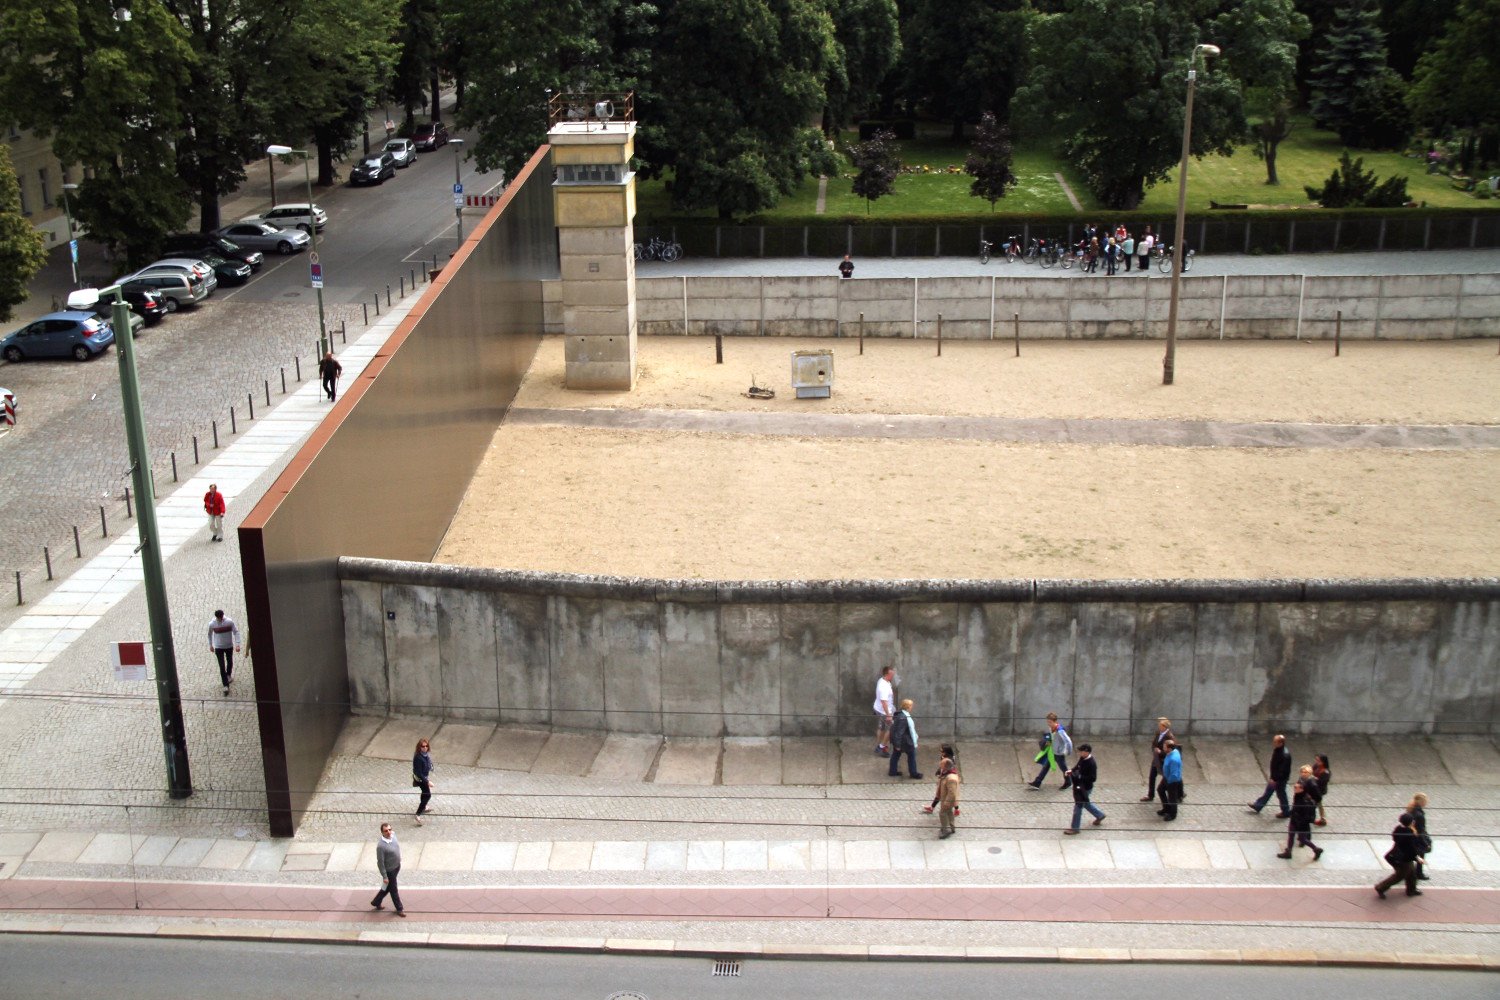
[476,727,549,772]
[364,718,434,762]
[723,737,781,785]
[587,734,661,783]
[653,739,719,785]
[433,722,495,768]
[532,733,606,777]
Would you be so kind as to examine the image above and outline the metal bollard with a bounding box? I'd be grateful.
[248,392,255,421]
[171,451,178,482]
[362,302,368,325]
[73,525,81,558]
[100,505,108,537]
[341,323,346,345]
[125,486,132,519]
[1014,312,1020,358]
[14,571,19,606]
[386,284,391,307]
[859,312,865,355]
[936,314,942,356]
[212,420,219,449]
[295,356,302,382]
[265,380,271,407]
[281,367,287,394]
[193,435,200,464]
[44,546,52,581]
[1335,309,1342,357]
[400,275,405,297]
[410,268,416,289]
[230,407,237,435]
[374,294,380,316]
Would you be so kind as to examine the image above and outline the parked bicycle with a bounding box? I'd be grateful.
[1155,244,1195,273]
[634,236,683,262]
[979,239,993,265]
[1037,238,1065,269]
[1002,235,1022,262]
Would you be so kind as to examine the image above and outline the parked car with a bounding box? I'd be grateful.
[1,311,115,362]
[350,151,396,185]
[91,301,145,337]
[412,120,449,150]
[383,137,416,167]
[214,221,310,255]
[194,252,253,286]
[242,202,327,234]
[121,272,211,311]
[98,288,169,325]
[161,233,264,271]
[130,261,219,297]
[140,257,215,283]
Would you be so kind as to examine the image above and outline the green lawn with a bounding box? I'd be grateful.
[637,117,1487,220]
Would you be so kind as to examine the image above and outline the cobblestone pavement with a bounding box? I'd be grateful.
[0,300,364,582]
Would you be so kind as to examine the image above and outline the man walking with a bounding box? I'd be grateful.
[203,483,226,542]
[873,665,896,756]
[1028,712,1073,790]
[1137,227,1154,271]
[1249,734,1293,817]
[1375,811,1424,898]
[1159,739,1184,821]
[319,351,343,402]
[838,254,855,279]
[887,699,923,779]
[1142,717,1174,801]
[1063,744,1106,834]
[370,822,407,916]
[208,609,241,696]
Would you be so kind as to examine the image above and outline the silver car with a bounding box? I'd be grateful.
[215,221,310,255]
[129,261,219,297]
[383,138,416,167]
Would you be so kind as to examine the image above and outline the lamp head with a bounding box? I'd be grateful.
[266,144,295,156]
[66,288,103,310]
[63,182,79,191]
[449,138,465,146]
[1197,44,1221,57]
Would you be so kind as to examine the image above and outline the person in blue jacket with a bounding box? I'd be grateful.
[412,738,435,825]
[1159,740,1184,821]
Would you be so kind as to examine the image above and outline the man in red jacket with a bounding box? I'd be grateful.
[204,483,226,541]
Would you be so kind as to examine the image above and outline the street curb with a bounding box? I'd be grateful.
[0,922,1495,970]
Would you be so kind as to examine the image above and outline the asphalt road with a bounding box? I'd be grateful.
[2,936,1496,1000]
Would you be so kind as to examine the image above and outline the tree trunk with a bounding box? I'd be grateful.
[1264,141,1280,186]
[950,117,965,142]
[198,176,221,233]
[315,126,336,187]
[431,72,441,122]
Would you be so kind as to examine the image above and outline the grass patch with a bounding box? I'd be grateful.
[637,117,1488,222]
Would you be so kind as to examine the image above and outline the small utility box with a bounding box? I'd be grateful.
[791,349,834,399]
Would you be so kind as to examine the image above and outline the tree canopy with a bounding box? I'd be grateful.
[0,144,48,321]
[1408,0,1500,135]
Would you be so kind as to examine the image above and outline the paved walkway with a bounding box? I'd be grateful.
[509,406,1500,451]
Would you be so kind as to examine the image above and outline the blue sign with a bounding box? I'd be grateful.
[310,261,323,289]
[453,183,463,195]
[69,239,78,264]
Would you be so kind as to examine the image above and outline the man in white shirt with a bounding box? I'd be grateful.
[873,665,896,757]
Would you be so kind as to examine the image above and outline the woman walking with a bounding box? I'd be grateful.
[922,744,960,816]
[412,738,435,825]
[1277,779,1323,860]
[1408,791,1431,880]
[1312,754,1332,826]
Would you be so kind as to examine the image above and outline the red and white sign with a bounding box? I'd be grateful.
[112,641,149,681]
[464,194,500,208]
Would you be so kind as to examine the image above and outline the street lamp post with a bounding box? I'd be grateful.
[450,138,466,250]
[1162,43,1220,386]
[66,284,192,799]
[266,145,327,356]
[61,182,79,288]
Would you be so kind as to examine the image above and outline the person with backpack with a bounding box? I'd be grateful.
[1158,739,1184,820]
[1028,712,1072,790]
[1375,810,1424,898]
[936,765,961,838]
[922,744,960,816]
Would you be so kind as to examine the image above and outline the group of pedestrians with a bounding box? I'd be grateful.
[1078,223,1154,275]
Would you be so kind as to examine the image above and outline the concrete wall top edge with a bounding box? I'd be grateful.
[337,558,1500,604]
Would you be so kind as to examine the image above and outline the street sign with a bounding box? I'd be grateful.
[69,239,78,264]
[453,182,464,195]
[453,194,464,208]
[310,261,323,289]
[112,641,149,682]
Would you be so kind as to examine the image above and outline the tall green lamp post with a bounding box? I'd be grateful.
[267,144,328,356]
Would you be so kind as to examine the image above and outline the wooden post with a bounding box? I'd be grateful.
[936,314,942,356]
[715,334,723,364]
[859,312,865,355]
[1013,312,1020,357]
[1335,309,1341,357]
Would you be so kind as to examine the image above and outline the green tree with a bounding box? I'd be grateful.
[393,0,440,126]
[899,0,1029,139]
[651,0,839,218]
[1214,0,1309,185]
[0,145,47,322]
[0,1,196,264]
[1304,150,1409,206]
[1014,0,1246,210]
[963,111,1017,209]
[1307,0,1402,145]
[822,0,901,132]
[1409,0,1500,137]
[849,128,899,212]
[1381,0,1458,80]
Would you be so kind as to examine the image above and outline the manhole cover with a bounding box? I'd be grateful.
[607,993,649,1000]
[987,846,1002,854]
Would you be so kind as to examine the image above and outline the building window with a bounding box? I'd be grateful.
[38,167,51,209]
[18,178,30,216]
[556,162,625,185]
